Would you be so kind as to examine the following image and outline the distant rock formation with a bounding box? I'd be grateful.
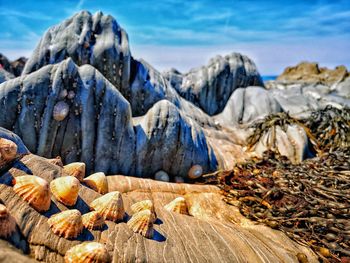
[164,54,263,115]
[276,62,349,86]
[0,53,27,77]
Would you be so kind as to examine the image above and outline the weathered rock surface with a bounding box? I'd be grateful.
[215,86,282,125]
[164,53,264,115]
[0,61,216,178]
[0,68,14,84]
[0,133,318,262]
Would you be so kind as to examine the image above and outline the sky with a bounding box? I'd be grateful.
[0,0,349,75]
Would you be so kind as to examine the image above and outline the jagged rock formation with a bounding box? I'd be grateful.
[277,62,349,85]
[164,54,263,115]
[0,53,27,77]
[0,60,216,177]
[1,11,350,174]
[0,132,318,262]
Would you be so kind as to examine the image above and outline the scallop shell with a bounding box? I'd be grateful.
[164,197,188,214]
[0,138,17,166]
[13,175,51,212]
[48,209,83,239]
[47,156,64,167]
[0,204,16,238]
[90,191,125,222]
[82,211,105,230]
[188,165,203,179]
[127,209,154,238]
[53,101,69,121]
[63,162,86,182]
[64,242,111,263]
[50,176,80,206]
[131,200,157,222]
[83,172,108,194]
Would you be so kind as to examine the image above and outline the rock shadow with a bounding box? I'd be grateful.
[43,202,61,218]
[153,230,166,242]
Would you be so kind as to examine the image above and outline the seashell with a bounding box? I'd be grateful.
[174,176,184,183]
[64,242,111,263]
[53,101,70,121]
[188,165,203,179]
[0,204,16,238]
[48,209,83,239]
[83,172,108,194]
[50,176,80,206]
[90,191,125,222]
[127,209,154,238]
[59,89,68,99]
[131,200,156,222]
[63,162,86,182]
[67,90,75,99]
[0,138,17,166]
[13,175,51,212]
[154,170,169,182]
[82,211,105,230]
[47,156,64,167]
[164,197,188,214]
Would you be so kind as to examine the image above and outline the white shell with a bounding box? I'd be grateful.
[188,165,203,179]
[53,101,69,121]
[154,170,169,182]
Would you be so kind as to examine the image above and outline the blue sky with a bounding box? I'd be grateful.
[0,0,349,75]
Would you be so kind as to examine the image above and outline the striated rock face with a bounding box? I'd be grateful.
[165,53,264,115]
[0,61,216,178]
[0,133,318,262]
[276,62,349,86]
[23,11,131,99]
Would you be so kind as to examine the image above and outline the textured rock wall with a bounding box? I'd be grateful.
[0,62,217,178]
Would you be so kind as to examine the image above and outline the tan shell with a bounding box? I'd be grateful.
[0,138,17,166]
[188,164,203,179]
[131,200,157,222]
[13,175,51,212]
[64,242,111,263]
[82,211,105,230]
[90,191,125,222]
[53,101,69,121]
[48,209,83,239]
[164,197,188,214]
[0,204,16,238]
[47,156,64,167]
[127,209,154,238]
[50,176,80,206]
[83,172,108,194]
[63,162,86,182]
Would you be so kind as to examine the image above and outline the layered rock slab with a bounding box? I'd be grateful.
[0,143,317,262]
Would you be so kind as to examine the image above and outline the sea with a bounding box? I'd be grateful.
[262,76,277,82]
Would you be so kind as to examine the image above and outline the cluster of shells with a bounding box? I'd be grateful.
[1,137,193,262]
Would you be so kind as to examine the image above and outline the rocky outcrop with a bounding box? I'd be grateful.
[276,62,349,86]
[23,11,131,99]
[0,61,216,178]
[0,54,27,77]
[0,132,318,262]
[165,53,264,115]
[215,86,282,125]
